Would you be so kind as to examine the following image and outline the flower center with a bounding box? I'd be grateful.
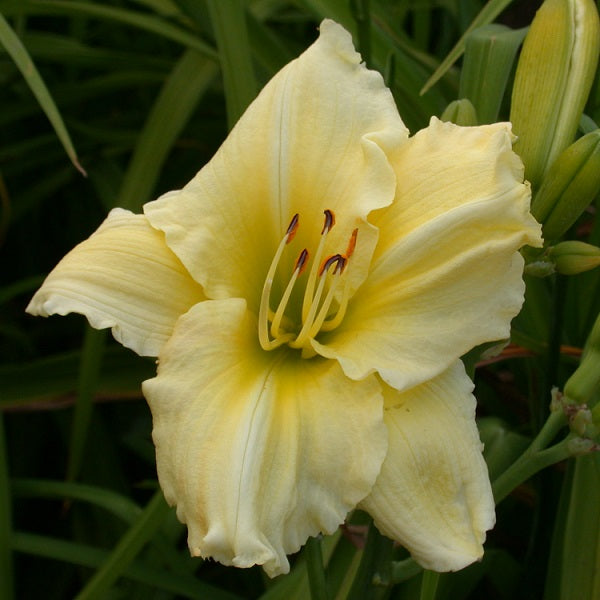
[258,210,357,354]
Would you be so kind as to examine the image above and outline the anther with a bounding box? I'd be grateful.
[259,215,301,351]
[259,211,355,352]
[345,229,358,260]
[286,213,300,243]
[302,209,336,321]
[295,248,309,274]
[321,209,336,234]
[319,254,345,276]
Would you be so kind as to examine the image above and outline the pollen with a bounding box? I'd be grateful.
[258,211,357,352]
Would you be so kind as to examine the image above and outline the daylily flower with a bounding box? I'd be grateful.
[27,20,542,577]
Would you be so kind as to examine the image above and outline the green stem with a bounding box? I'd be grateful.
[419,570,440,600]
[542,275,565,428]
[528,409,567,454]
[384,558,422,585]
[305,536,330,600]
[346,520,393,600]
[492,436,572,504]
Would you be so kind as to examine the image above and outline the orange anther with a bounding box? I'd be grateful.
[345,228,358,259]
[286,213,300,244]
[295,249,309,275]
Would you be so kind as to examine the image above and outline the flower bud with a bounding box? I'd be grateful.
[549,241,600,274]
[564,311,600,406]
[510,0,600,189]
[440,99,478,126]
[530,130,600,241]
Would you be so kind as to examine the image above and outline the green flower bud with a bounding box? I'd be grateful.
[566,436,597,455]
[440,99,478,126]
[510,0,600,189]
[549,241,600,274]
[523,258,555,277]
[564,310,600,406]
[551,388,600,440]
[530,130,600,241]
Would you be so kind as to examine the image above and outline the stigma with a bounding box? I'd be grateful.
[258,211,357,353]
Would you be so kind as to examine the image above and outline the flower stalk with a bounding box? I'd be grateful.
[305,537,330,600]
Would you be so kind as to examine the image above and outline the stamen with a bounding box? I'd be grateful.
[270,249,308,338]
[258,215,300,351]
[302,210,336,322]
[291,254,343,349]
[321,230,358,331]
[259,212,356,352]
[320,278,351,331]
[309,257,346,337]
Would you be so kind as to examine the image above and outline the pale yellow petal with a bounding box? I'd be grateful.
[143,298,387,577]
[26,208,204,356]
[144,20,407,309]
[314,118,543,390]
[360,362,495,571]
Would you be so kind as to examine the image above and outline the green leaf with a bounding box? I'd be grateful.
[11,478,142,524]
[74,490,171,599]
[0,13,85,173]
[1,0,218,59]
[0,347,154,409]
[479,417,531,481]
[552,454,600,600]
[459,25,527,124]
[246,10,295,75]
[205,0,258,129]
[305,536,330,600]
[11,531,241,599]
[116,49,219,212]
[421,0,519,94]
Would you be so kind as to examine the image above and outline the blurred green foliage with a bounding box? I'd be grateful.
[1,0,600,598]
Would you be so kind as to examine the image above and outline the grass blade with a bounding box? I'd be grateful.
[0,347,154,410]
[2,0,218,59]
[117,49,218,212]
[558,455,600,600]
[459,25,527,123]
[420,0,518,94]
[205,0,258,128]
[0,13,85,174]
[74,490,170,599]
[11,531,241,599]
[12,478,142,524]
